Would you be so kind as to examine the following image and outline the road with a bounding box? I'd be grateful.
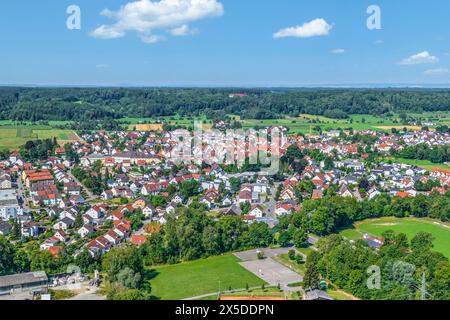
[16,176,33,212]
[307,235,319,251]
[265,183,279,218]
[66,168,96,201]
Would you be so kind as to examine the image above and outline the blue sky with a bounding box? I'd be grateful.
[0,0,449,86]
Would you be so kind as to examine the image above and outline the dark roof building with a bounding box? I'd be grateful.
[0,271,48,295]
[304,289,333,301]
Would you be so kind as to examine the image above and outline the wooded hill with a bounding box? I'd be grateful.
[1,87,450,121]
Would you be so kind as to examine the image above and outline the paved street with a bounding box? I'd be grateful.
[16,176,32,212]
[66,169,96,201]
[265,182,281,219]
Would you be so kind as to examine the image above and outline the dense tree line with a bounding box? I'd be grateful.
[395,143,450,164]
[2,87,450,121]
[72,161,106,195]
[0,236,100,277]
[19,138,58,161]
[140,207,273,265]
[277,193,450,237]
[308,233,450,300]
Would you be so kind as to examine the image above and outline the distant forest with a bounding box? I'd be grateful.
[1,87,450,122]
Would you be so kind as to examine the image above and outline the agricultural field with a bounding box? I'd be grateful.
[147,254,266,300]
[238,112,450,134]
[0,125,80,150]
[239,114,392,134]
[0,120,72,126]
[119,112,450,134]
[119,115,213,130]
[340,217,450,258]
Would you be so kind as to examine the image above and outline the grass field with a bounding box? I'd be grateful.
[120,112,450,134]
[120,115,212,126]
[220,287,288,300]
[0,125,79,149]
[0,120,72,126]
[147,254,266,300]
[327,289,359,300]
[340,217,450,258]
[239,114,408,134]
[383,157,450,171]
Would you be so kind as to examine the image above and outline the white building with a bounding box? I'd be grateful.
[0,189,22,220]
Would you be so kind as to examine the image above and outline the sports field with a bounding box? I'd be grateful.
[147,254,266,300]
[382,157,450,171]
[340,217,450,258]
[0,125,80,149]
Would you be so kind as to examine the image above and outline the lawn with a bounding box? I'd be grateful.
[147,254,266,300]
[340,217,450,258]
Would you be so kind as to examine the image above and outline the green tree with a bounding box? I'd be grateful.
[180,180,200,199]
[102,246,144,284]
[278,231,292,247]
[293,229,309,248]
[116,267,142,290]
[303,253,321,290]
[0,236,15,275]
[111,289,151,300]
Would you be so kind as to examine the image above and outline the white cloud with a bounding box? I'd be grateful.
[399,51,439,65]
[331,48,345,54]
[91,25,125,39]
[170,24,199,36]
[141,34,166,44]
[374,39,383,45]
[273,18,333,39]
[424,68,449,76]
[90,0,224,43]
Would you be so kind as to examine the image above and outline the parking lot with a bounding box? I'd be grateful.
[234,248,303,287]
[239,258,302,286]
[234,247,303,261]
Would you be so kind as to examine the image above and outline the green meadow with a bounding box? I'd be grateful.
[147,254,266,300]
[382,157,450,171]
[340,217,450,258]
[0,125,78,150]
